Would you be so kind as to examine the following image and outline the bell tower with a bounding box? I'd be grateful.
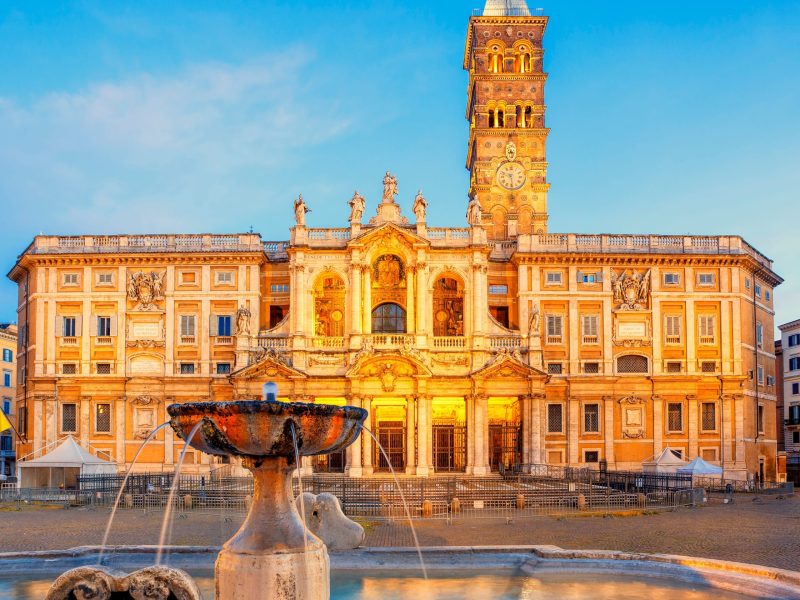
[464,0,549,239]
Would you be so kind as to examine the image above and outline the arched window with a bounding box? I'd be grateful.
[497,107,505,128]
[617,355,649,374]
[433,276,465,337]
[488,47,504,74]
[525,106,533,128]
[488,108,496,128]
[372,303,406,334]
[491,207,507,240]
[516,105,525,128]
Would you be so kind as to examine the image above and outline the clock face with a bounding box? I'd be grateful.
[497,162,526,190]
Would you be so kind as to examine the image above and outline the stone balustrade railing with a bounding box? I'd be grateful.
[28,234,265,255]
[427,228,471,247]
[256,336,290,350]
[432,336,467,349]
[489,335,523,349]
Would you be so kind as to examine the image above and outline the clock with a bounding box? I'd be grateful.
[496,162,526,190]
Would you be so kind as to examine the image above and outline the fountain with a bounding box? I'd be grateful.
[167,383,366,600]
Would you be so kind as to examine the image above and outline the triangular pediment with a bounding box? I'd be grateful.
[471,352,547,380]
[346,352,433,379]
[232,351,307,380]
[349,222,429,249]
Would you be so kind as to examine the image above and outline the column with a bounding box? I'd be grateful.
[687,394,699,458]
[115,397,126,468]
[362,267,372,334]
[603,395,615,466]
[568,396,580,465]
[406,268,416,334]
[465,395,475,473]
[530,394,543,464]
[346,396,363,477]
[362,396,373,474]
[416,395,431,476]
[521,395,531,465]
[415,263,428,335]
[350,266,362,337]
[405,395,417,475]
[80,396,90,446]
[294,265,306,336]
[652,395,663,457]
[472,394,490,475]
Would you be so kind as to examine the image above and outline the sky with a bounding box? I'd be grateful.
[0,0,798,332]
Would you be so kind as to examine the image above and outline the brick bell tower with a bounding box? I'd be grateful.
[464,0,550,239]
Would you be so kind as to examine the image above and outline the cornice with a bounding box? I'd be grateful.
[19,253,265,268]
[464,15,549,69]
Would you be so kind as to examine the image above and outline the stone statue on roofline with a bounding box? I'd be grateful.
[413,190,427,223]
[466,195,482,226]
[382,171,398,204]
[294,194,309,226]
[349,191,365,224]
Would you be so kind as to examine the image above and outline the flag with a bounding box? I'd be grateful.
[0,411,11,434]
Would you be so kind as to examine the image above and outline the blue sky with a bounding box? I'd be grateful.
[1,0,798,331]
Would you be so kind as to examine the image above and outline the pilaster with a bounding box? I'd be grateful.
[405,395,417,475]
[345,395,363,477]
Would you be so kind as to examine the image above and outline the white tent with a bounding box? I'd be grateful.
[642,447,689,474]
[677,456,723,476]
[17,437,117,489]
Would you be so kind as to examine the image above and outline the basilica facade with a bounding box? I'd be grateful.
[8,1,781,482]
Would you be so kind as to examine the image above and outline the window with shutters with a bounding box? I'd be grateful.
[62,317,77,337]
[756,322,763,348]
[581,315,599,344]
[790,334,800,347]
[755,284,762,297]
[97,316,112,338]
[701,403,716,431]
[546,315,563,344]
[667,403,683,432]
[792,383,799,395]
[745,277,751,289]
[664,314,681,344]
[1,349,10,362]
[547,404,563,433]
[216,315,232,338]
[61,403,77,433]
[96,403,111,433]
[617,355,648,374]
[757,366,764,385]
[583,404,600,433]
[179,315,196,344]
[2,371,9,387]
[579,272,597,284]
[698,315,716,345]
[545,271,562,285]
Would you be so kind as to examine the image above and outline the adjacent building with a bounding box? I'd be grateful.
[0,323,17,479]
[778,319,800,484]
[7,0,782,482]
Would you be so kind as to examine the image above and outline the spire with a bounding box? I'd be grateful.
[483,0,531,16]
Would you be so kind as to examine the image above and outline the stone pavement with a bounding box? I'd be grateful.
[0,494,797,571]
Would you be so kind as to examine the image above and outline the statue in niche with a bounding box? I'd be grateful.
[294,194,309,226]
[375,255,403,287]
[611,268,652,310]
[382,171,398,204]
[235,306,251,337]
[528,303,540,336]
[413,190,427,222]
[466,196,482,226]
[127,271,165,311]
[348,191,365,224]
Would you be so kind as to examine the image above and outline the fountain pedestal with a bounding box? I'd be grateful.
[216,456,329,600]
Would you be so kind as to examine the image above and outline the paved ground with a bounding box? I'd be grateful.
[0,494,797,571]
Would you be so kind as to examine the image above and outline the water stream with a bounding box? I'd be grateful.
[290,422,312,581]
[155,420,204,566]
[97,421,171,564]
[362,426,428,580]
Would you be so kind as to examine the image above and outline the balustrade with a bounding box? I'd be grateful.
[312,337,345,349]
[432,336,466,349]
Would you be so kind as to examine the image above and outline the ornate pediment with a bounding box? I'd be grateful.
[350,222,428,250]
[346,353,432,382]
[233,351,307,380]
[471,353,547,380]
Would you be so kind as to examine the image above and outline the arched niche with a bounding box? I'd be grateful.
[432,274,465,336]
[313,272,346,337]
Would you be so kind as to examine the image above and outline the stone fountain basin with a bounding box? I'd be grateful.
[168,400,367,459]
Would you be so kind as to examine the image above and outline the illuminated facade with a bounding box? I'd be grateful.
[0,323,17,478]
[8,1,782,481]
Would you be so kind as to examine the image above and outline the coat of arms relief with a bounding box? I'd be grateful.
[611,268,651,311]
[127,271,165,311]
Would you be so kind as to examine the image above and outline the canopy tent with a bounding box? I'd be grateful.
[677,456,723,476]
[642,447,689,474]
[17,436,117,489]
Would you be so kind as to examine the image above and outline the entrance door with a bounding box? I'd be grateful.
[489,423,521,472]
[376,421,405,471]
[433,422,466,472]
[313,449,347,473]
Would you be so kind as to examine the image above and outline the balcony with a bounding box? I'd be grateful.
[363,334,415,348]
[60,337,78,347]
[178,335,196,345]
[94,337,113,346]
[312,337,345,350]
[432,337,466,349]
[489,335,523,349]
[257,336,289,350]
[214,336,233,346]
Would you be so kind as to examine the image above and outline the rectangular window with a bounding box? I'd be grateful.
[216,363,231,375]
[579,272,597,284]
[581,315,599,344]
[756,322,763,348]
[488,284,508,295]
[545,272,562,285]
[547,363,563,375]
[270,284,289,294]
[701,361,717,373]
[217,315,232,337]
[794,431,800,444]
[767,375,774,386]
[61,403,77,433]
[216,271,234,284]
[583,362,599,374]
[2,371,9,387]
[698,315,716,344]
[2,400,10,414]
[765,290,771,301]
[755,284,762,297]
[788,334,800,348]
[180,315,196,342]
[757,366,764,385]
[97,316,112,337]
[789,357,800,371]
[701,403,716,431]
[0,436,11,452]
[663,273,680,285]
[584,450,599,463]
[792,382,799,395]
[97,272,113,285]
[180,363,195,375]
[546,315,563,344]
[2,349,11,362]
[61,363,77,375]
[96,363,111,375]
[547,404,563,433]
[95,403,111,433]
[17,406,26,437]
[664,315,682,344]
[62,273,79,286]
[583,404,600,433]
[63,317,77,337]
[745,278,751,289]
[667,403,683,432]
[666,361,682,373]
[697,273,715,286]
[757,405,764,434]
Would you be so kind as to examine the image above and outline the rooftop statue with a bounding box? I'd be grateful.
[382,171,398,204]
[294,194,309,227]
[413,190,427,223]
[348,191,365,224]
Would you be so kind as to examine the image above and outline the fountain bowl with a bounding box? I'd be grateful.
[167,399,367,460]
